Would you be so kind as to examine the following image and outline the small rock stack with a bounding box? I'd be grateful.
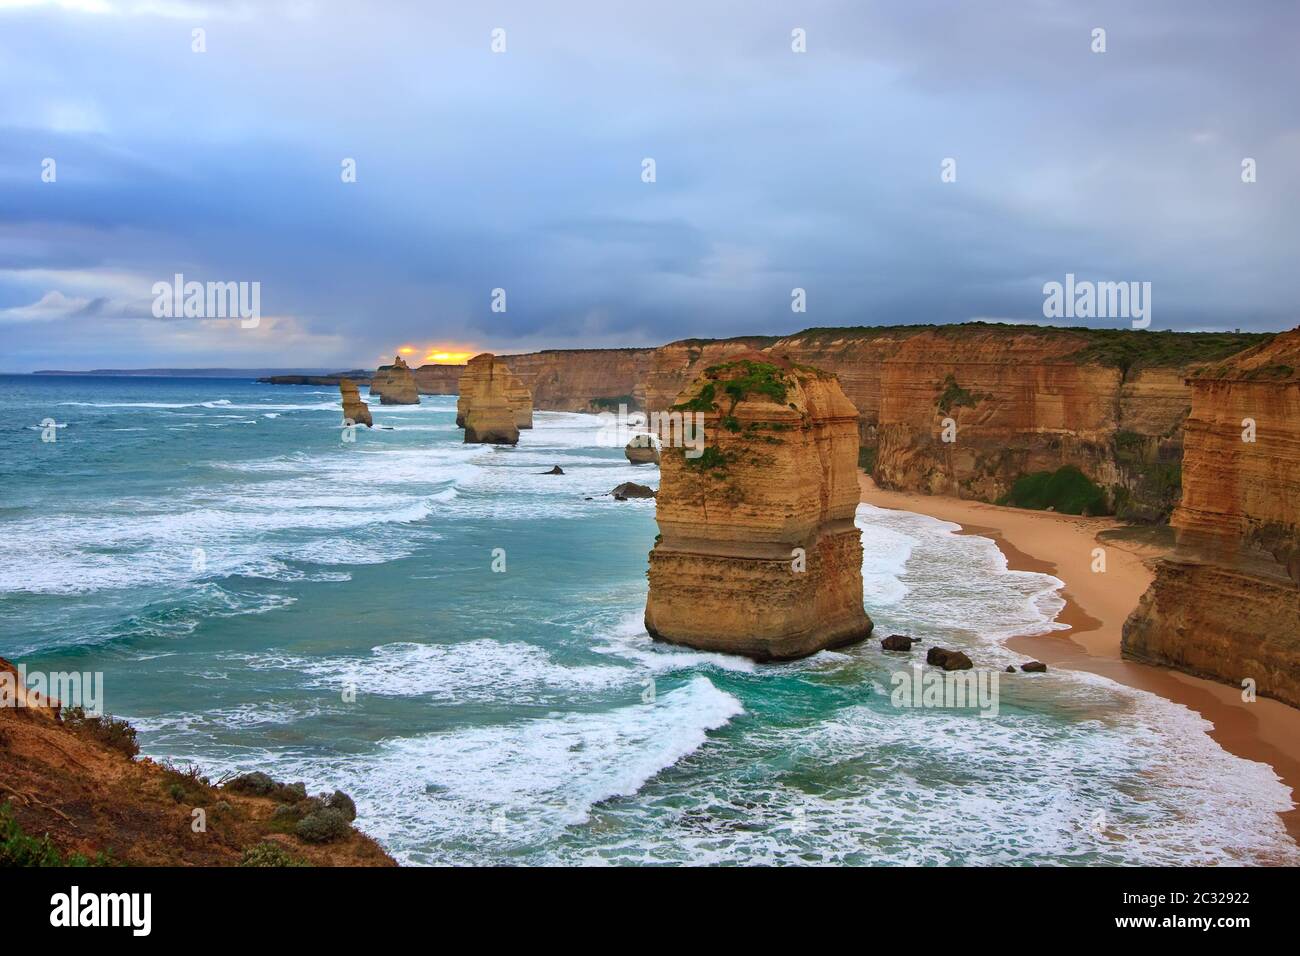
[339,378,373,428]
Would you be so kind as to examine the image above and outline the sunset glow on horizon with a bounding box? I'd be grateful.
[382,344,477,366]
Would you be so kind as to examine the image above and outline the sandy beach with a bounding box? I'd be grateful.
[859,474,1300,847]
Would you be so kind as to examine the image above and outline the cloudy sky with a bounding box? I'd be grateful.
[1,0,1297,371]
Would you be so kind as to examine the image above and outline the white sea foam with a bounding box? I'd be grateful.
[236,639,632,704]
[164,675,743,864]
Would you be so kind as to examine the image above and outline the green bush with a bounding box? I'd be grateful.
[295,808,351,844]
[0,802,109,867]
[239,842,306,867]
[858,445,877,474]
[998,466,1110,516]
[62,707,139,758]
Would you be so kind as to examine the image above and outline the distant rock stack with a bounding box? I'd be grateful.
[457,353,520,445]
[625,433,660,465]
[339,378,373,428]
[371,356,419,405]
[1123,327,1300,707]
[644,354,873,660]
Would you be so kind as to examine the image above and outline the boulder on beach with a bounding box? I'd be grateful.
[926,647,973,671]
[339,379,373,428]
[611,481,655,500]
[1020,661,1048,673]
[880,634,914,651]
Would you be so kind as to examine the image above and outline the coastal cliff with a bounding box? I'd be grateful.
[458,354,521,445]
[644,355,872,660]
[1123,328,1300,707]
[642,326,1266,521]
[501,349,655,412]
[370,355,420,405]
[0,658,394,866]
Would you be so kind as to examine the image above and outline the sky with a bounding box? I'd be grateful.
[1,0,1297,371]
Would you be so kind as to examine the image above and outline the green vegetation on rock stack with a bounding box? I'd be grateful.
[998,465,1110,516]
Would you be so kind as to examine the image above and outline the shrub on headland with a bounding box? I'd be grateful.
[62,707,139,758]
[0,802,111,867]
[296,807,352,844]
[239,842,307,867]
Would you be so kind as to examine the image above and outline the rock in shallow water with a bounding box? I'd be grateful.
[926,646,973,670]
[1020,661,1047,673]
[610,481,655,500]
[880,634,914,651]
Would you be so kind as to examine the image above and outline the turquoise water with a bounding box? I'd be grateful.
[2,374,1296,865]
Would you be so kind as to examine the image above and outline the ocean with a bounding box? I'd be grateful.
[2,374,1296,865]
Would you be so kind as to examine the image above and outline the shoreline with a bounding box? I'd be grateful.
[858,474,1300,849]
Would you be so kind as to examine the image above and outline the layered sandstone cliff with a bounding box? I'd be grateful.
[1123,328,1300,706]
[338,378,373,428]
[410,363,462,395]
[502,349,655,412]
[458,354,520,445]
[370,355,420,405]
[644,355,873,660]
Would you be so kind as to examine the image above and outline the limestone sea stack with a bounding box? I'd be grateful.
[456,353,532,430]
[457,353,520,445]
[644,354,873,660]
[372,355,419,405]
[1123,327,1300,707]
[338,378,372,427]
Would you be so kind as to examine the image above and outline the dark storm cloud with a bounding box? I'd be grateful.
[0,0,1296,370]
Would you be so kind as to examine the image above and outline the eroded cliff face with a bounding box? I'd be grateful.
[338,378,372,428]
[1123,329,1300,706]
[458,354,520,445]
[644,354,872,660]
[411,363,462,395]
[371,355,420,405]
[502,349,655,412]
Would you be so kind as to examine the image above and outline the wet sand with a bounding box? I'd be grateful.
[859,474,1300,847]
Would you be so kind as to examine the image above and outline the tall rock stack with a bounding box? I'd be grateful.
[338,378,373,428]
[457,353,531,431]
[1123,327,1300,707]
[371,355,420,405]
[644,354,873,660]
[457,353,521,445]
